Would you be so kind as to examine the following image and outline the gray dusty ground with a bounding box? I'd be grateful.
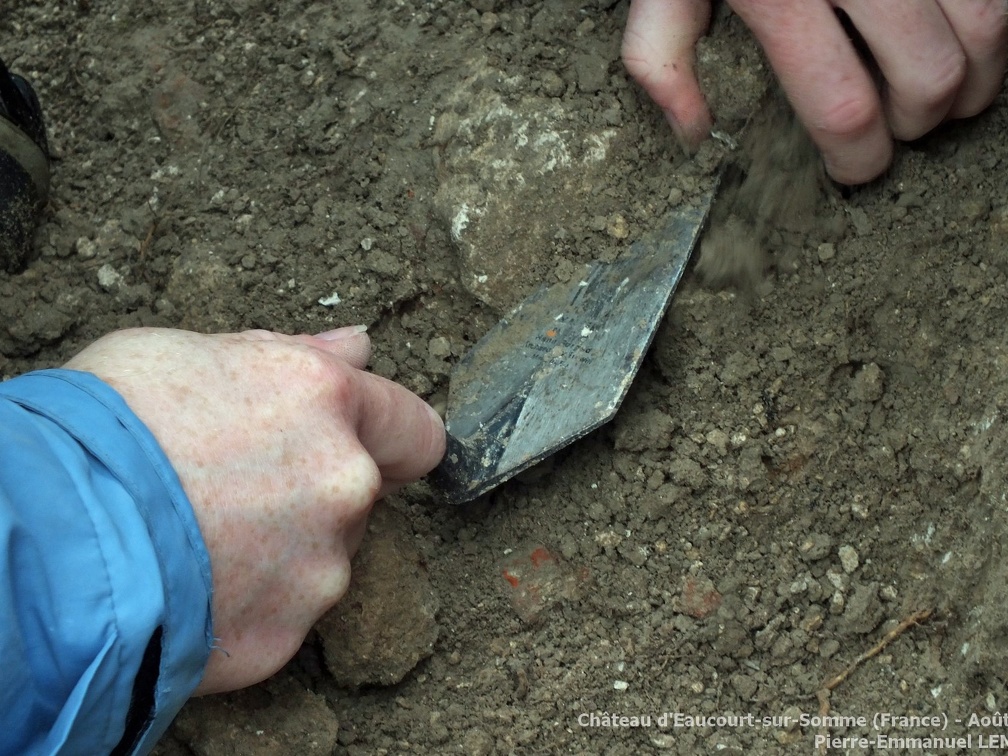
[5,1,1008,754]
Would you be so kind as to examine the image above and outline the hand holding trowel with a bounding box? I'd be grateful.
[433,183,717,504]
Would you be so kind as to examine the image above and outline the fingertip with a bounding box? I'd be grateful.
[423,401,448,469]
[352,372,448,485]
[794,71,891,185]
[376,403,446,499]
[815,100,893,184]
[822,140,893,185]
[309,328,372,369]
[943,0,1008,120]
[622,0,713,151]
[664,98,713,153]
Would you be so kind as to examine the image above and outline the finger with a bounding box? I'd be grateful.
[347,369,446,484]
[241,328,442,482]
[310,326,372,370]
[838,0,965,140]
[936,0,1008,118]
[238,327,373,370]
[729,0,891,184]
[622,0,714,150]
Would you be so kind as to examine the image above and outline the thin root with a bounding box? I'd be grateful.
[815,608,933,753]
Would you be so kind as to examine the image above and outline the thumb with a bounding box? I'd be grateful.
[622,0,713,151]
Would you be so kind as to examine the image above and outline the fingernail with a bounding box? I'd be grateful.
[426,399,446,425]
[315,324,368,341]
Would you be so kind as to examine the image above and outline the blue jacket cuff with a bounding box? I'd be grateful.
[0,368,213,754]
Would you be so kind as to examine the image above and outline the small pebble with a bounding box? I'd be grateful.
[428,336,451,360]
[838,544,860,574]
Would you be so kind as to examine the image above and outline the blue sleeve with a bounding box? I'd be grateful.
[0,369,213,755]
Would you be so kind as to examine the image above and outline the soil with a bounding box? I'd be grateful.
[5,1,1008,754]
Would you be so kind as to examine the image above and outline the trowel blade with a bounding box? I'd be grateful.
[433,188,714,504]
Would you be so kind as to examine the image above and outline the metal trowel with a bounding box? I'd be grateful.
[433,185,715,504]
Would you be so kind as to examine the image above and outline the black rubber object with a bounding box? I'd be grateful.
[0,56,50,273]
